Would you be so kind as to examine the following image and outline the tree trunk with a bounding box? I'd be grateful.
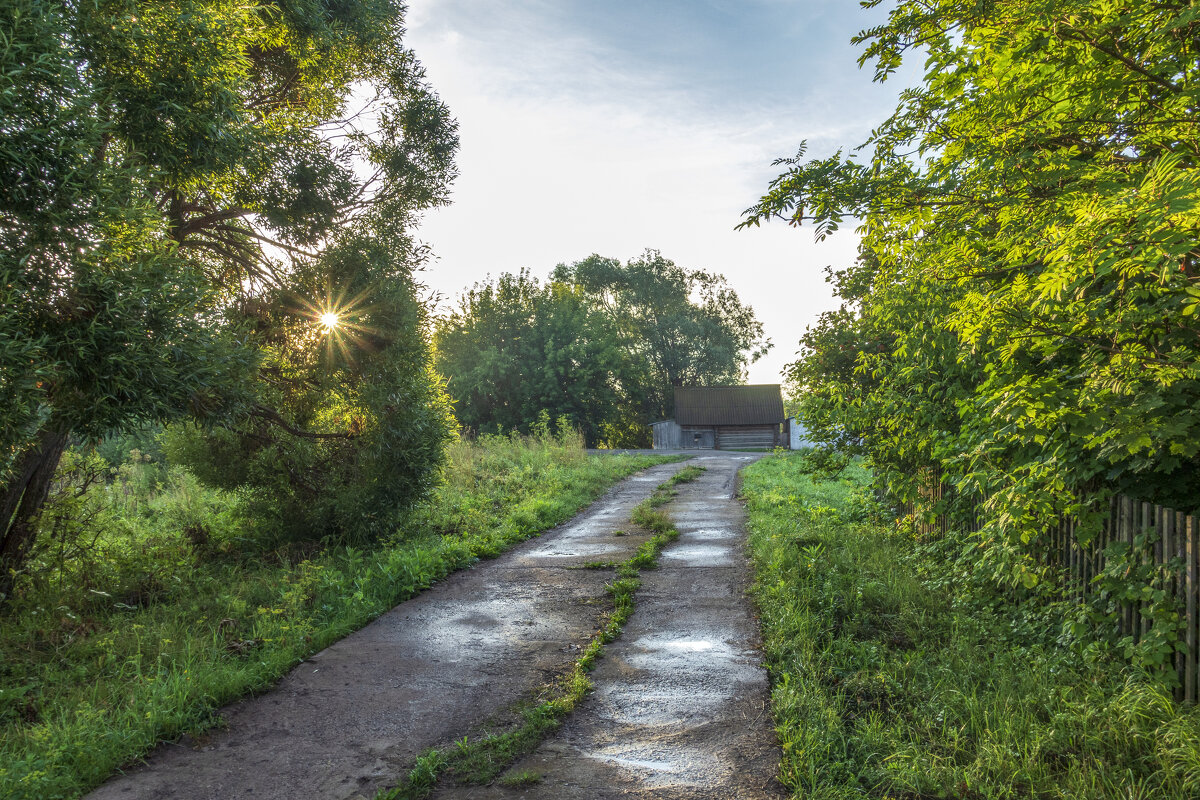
[0,426,70,604]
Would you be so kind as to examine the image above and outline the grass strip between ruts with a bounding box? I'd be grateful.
[378,463,706,799]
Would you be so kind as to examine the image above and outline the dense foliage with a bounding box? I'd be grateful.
[1,0,459,593]
[434,250,769,446]
[433,270,634,446]
[743,2,1200,597]
[552,251,771,421]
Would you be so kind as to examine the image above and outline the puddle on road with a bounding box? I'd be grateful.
[591,753,675,773]
[520,516,629,559]
[582,742,732,789]
[674,519,727,533]
[661,543,731,567]
[625,631,742,672]
[676,527,730,541]
[671,502,712,513]
[406,597,569,663]
[661,639,714,652]
[588,629,761,728]
[525,540,623,559]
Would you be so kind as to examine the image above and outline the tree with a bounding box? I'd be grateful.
[433,270,634,445]
[434,252,770,446]
[742,0,1200,589]
[1,0,458,598]
[555,250,771,421]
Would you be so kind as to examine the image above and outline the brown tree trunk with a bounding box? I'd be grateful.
[0,426,70,604]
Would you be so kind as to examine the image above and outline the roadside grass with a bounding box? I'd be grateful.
[379,465,705,799]
[741,452,1200,800]
[498,769,542,787]
[0,434,674,800]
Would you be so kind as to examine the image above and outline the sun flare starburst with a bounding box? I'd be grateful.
[292,286,381,368]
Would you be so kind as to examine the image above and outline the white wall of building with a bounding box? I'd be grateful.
[789,418,810,450]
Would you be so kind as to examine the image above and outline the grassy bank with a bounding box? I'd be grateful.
[741,453,1200,800]
[0,435,670,800]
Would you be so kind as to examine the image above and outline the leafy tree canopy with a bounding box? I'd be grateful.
[742,0,1200,590]
[554,250,772,421]
[1,0,458,597]
[435,251,770,446]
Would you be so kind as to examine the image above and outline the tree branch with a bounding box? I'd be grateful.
[249,405,357,440]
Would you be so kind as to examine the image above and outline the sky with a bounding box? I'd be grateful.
[404,0,918,387]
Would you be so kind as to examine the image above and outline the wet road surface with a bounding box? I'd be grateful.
[434,451,782,799]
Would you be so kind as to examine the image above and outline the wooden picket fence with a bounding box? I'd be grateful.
[896,484,1200,703]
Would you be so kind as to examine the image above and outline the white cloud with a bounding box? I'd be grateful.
[405,0,907,385]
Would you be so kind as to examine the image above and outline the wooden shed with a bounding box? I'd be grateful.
[651,385,786,450]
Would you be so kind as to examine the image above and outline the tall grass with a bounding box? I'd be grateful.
[742,452,1200,800]
[0,432,669,800]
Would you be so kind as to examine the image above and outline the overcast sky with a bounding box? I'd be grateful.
[404,0,917,387]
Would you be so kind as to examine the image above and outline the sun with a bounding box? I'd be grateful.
[295,287,379,365]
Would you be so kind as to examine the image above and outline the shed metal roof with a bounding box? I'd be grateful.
[674,385,785,426]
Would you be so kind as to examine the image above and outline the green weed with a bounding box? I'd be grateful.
[498,769,542,787]
[742,452,1200,800]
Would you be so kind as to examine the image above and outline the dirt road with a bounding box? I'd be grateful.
[434,452,781,799]
[88,453,779,800]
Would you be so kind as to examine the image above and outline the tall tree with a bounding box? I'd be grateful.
[555,249,771,421]
[1,0,458,597]
[433,270,634,445]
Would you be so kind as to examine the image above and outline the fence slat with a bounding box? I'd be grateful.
[901,480,1197,702]
[1141,502,1152,642]
[1166,510,1177,699]
[1082,515,1092,603]
[1122,497,1134,637]
[1187,514,1197,704]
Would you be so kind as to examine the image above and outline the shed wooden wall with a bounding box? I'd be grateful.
[652,421,783,450]
[679,427,716,449]
[651,420,682,449]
